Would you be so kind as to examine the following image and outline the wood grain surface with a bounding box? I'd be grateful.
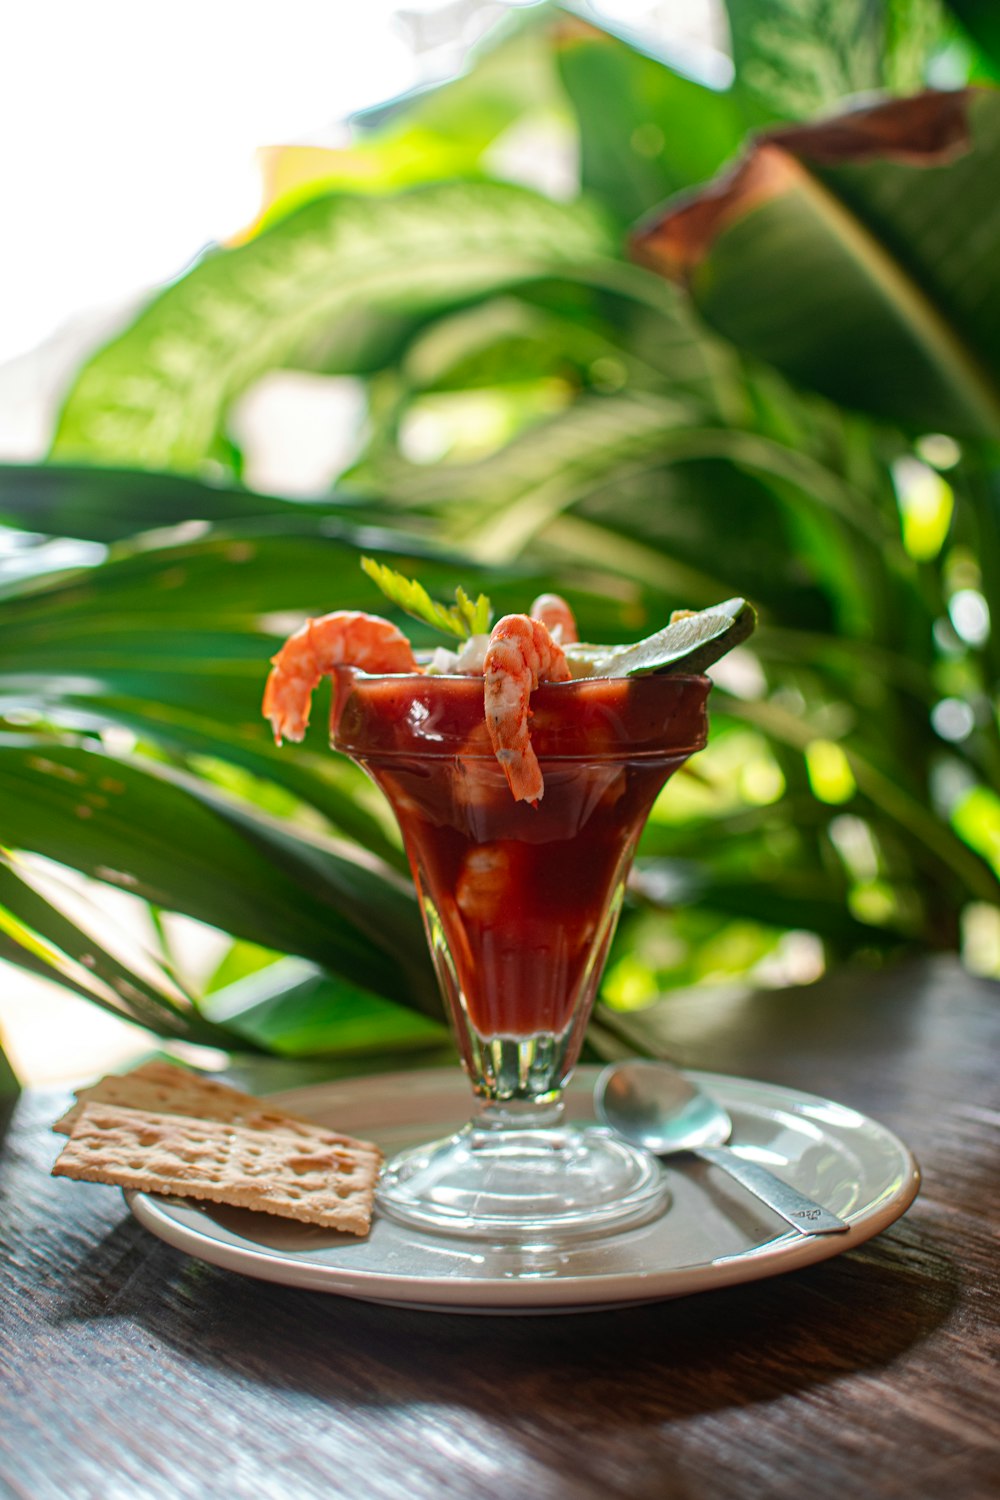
[1,956,997,1500]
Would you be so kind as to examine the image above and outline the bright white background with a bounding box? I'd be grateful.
[0,1,723,368]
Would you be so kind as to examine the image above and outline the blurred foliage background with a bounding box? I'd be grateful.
[1,0,998,1081]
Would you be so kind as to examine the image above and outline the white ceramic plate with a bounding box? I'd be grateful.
[127,1066,919,1314]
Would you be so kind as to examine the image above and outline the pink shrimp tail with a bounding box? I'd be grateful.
[530,592,579,645]
[484,614,571,804]
[263,610,418,744]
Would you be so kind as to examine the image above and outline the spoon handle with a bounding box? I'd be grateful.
[695,1146,849,1236]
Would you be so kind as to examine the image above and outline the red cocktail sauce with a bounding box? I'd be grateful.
[335,672,709,1041]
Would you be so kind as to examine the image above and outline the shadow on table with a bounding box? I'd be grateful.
[52,1210,956,1427]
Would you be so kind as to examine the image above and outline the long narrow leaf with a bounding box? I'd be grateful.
[0,463,307,543]
[204,957,447,1058]
[0,734,440,1016]
[0,854,235,1045]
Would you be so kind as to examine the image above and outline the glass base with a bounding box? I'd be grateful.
[376,1115,669,1242]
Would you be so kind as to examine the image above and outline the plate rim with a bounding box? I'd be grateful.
[126,1066,921,1313]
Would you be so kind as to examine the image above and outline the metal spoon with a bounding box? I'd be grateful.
[595,1059,849,1236]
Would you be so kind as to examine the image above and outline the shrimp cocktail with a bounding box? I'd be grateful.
[264,564,754,1241]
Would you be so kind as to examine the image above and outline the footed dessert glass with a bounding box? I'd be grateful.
[334,669,710,1240]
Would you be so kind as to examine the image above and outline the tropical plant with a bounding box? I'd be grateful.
[1,1,998,1077]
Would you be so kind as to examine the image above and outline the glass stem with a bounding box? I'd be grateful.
[474,1096,566,1133]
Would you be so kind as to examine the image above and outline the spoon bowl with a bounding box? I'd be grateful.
[595,1060,850,1237]
[597,1059,731,1154]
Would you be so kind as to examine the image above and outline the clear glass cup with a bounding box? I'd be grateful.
[333,669,710,1240]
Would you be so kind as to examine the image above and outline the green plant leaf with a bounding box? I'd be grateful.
[359,382,892,637]
[0,733,441,1017]
[0,851,234,1046]
[202,956,447,1057]
[555,15,746,222]
[0,1033,19,1100]
[722,695,1000,903]
[724,0,951,125]
[356,391,706,557]
[360,556,491,639]
[0,463,305,544]
[634,88,1000,438]
[632,856,889,950]
[52,182,615,472]
[943,1,1000,75]
[726,0,897,123]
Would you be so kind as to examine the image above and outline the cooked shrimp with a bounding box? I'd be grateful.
[529,592,579,645]
[456,844,511,922]
[483,614,571,804]
[263,610,419,744]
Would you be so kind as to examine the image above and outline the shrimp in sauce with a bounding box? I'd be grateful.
[483,614,571,805]
[263,610,419,744]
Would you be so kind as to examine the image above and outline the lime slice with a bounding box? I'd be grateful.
[577,598,756,679]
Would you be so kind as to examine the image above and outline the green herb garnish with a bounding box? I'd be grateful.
[361,558,492,641]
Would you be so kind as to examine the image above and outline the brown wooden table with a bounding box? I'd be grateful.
[1,956,997,1500]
